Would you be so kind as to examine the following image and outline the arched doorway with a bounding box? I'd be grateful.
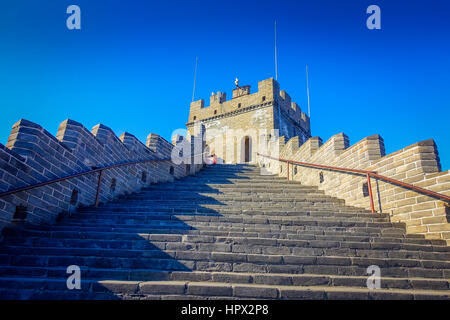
[244,136,251,163]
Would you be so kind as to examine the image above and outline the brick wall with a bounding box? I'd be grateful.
[266,133,450,243]
[0,119,202,234]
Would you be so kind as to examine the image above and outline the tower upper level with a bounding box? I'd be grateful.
[187,78,310,136]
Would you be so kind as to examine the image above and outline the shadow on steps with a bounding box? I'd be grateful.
[0,164,258,300]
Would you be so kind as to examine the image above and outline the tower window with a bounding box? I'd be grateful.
[170,166,174,175]
[214,110,217,115]
[362,182,369,197]
[319,172,324,183]
[262,96,266,102]
[193,116,197,121]
[141,172,147,183]
[238,103,241,108]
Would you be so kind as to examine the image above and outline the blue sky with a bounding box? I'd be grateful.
[0,0,449,169]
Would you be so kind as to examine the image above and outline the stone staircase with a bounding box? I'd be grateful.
[0,164,448,300]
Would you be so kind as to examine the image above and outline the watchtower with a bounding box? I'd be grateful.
[186,78,311,164]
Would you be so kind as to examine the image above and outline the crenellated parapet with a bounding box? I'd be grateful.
[0,119,202,234]
[187,78,311,141]
[268,133,450,243]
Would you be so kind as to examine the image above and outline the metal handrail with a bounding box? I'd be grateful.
[257,153,450,213]
[0,152,208,207]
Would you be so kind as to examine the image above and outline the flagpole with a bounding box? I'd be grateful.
[306,65,310,118]
[274,20,278,81]
[192,57,198,102]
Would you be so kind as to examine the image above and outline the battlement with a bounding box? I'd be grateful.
[0,119,202,234]
[188,78,309,130]
[269,133,450,243]
[188,78,275,122]
[232,85,251,99]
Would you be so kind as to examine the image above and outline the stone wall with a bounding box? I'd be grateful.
[0,119,202,235]
[264,133,450,243]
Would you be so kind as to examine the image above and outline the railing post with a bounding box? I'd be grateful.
[366,173,375,213]
[95,170,104,207]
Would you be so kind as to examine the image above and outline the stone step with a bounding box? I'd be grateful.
[89,200,364,208]
[63,213,390,225]
[2,236,449,269]
[6,223,414,237]
[62,218,391,228]
[182,176,294,181]
[116,196,342,203]
[77,207,380,218]
[4,231,443,249]
[141,188,325,195]
[84,206,374,215]
[0,267,448,292]
[5,229,440,245]
[97,201,365,207]
[125,194,340,201]
[51,223,398,236]
[102,202,348,210]
[36,217,404,228]
[135,190,324,197]
[10,226,416,244]
[2,231,450,261]
[19,222,408,238]
[0,277,448,300]
[69,211,388,222]
[1,252,449,279]
[144,184,316,190]
[0,163,448,300]
[1,239,449,262]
